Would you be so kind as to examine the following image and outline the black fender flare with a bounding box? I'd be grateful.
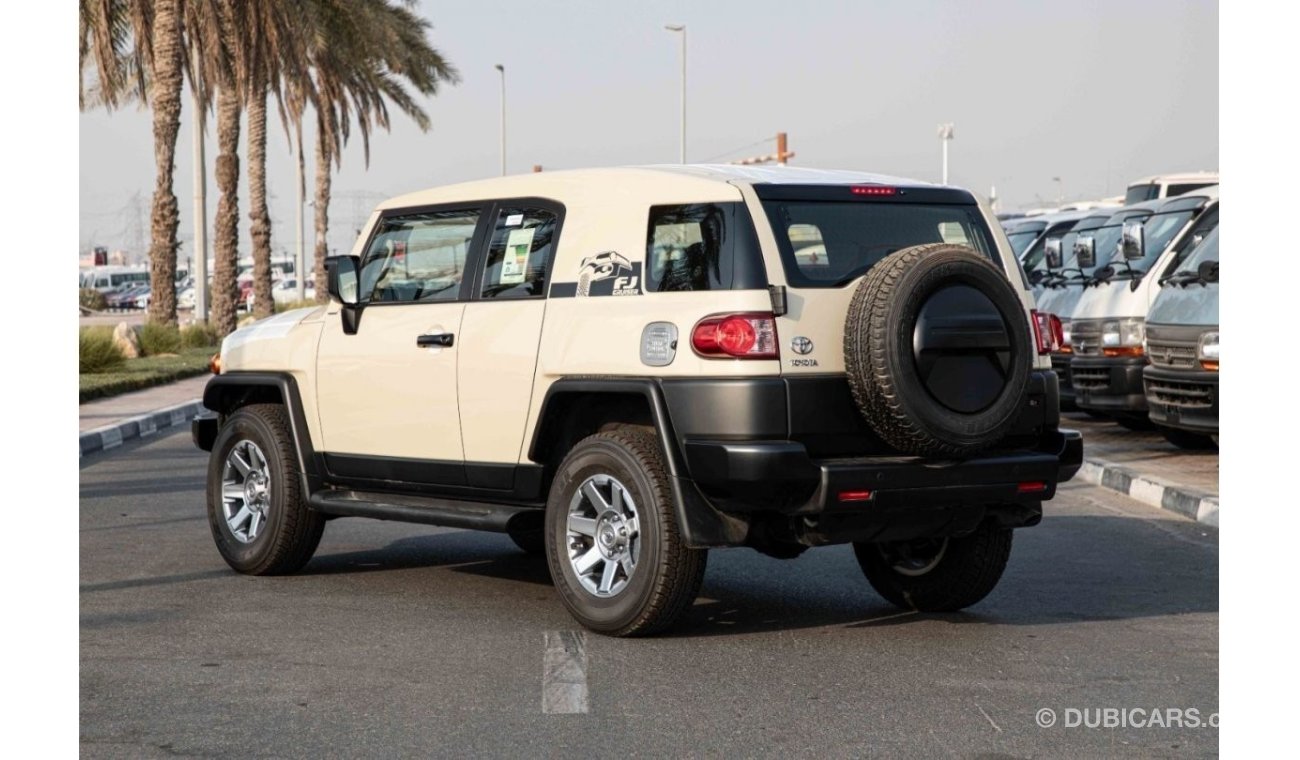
[202,372,324,494]
[528,378,748,547]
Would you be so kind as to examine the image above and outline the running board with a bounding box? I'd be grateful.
[308,489,540,533]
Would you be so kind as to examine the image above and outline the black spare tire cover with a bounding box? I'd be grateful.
[843,243,1033,457]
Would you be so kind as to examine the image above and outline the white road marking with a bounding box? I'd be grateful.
[542,630,589,714]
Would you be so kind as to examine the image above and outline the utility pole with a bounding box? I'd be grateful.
[730,132,796,166]
[664,24,686,163]
[937,123,954,185]
[495,64,506,176]
[190,54,209,323]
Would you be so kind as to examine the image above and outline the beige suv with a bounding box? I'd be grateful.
[193,165,1082,636]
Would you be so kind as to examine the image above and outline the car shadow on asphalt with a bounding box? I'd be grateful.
[280,513,1216,638]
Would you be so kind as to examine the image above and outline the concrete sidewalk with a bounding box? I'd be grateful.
[79,374,209,456]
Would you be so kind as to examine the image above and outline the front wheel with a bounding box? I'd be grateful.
[545,429,707,637]
[854,525,1012,611]
[206,404,325,575]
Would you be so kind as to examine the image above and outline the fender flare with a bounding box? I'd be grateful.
[203,372,323,493]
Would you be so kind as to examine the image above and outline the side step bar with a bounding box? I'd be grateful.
[308,489,541,534]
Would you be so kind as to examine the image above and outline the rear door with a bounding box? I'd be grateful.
[456,201,563,481]
[315,206,486,481]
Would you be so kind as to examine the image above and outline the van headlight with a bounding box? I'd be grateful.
[1060,320,1072,347]
[1196,332,1216,366]
[1101,317,1145,347]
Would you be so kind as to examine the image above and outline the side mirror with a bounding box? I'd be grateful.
[1074,235,1097,269]
[326,255,360,305]
[1197,260,1219,284]
[1120,220,1145,260]
[1044,238,1063,269]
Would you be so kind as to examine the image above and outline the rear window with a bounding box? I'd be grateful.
[760,201,998,288]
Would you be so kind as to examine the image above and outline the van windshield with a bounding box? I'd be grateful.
[1111,210,1195,278]
[1174,227,1219,274]
[761,201,998,288]
[1055,222,1108,282]
[1125,184,1160,204]
[1006,228,1042,256]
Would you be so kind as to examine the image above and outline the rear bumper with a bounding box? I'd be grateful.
[684,429,1082,516]
[1143,365,1219,434]
[1071,356,1147,413]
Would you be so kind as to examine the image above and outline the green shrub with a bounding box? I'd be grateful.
[79,328,125,373]
[180,322,220,349]
[138,322,182,356]
[80,288,108,311]
[274,298,325,314]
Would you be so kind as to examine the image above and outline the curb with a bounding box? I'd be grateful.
[1076,458,1219,527]
[79,399,206,458]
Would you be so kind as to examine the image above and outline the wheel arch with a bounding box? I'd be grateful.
[203,372,323,493]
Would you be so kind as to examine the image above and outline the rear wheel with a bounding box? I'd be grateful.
[545,429,707,637]
[854,524,1012,611]
[206,404,325,575]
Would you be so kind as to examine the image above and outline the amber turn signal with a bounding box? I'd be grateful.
[1101,346,1144,358]
[209,353,222,374]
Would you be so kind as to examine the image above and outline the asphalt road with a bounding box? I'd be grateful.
[80,430,1218,758]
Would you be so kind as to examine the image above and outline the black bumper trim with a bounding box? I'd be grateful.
[1071,356,1147,413]
[1143,365,1219,434]
[192,413,218,452]
[684,429,1082,516]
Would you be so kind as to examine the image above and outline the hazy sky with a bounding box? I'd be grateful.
[78,0,1218,261]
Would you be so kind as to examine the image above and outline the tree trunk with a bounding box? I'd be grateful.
[247,87,275,319]
[146,0,183,327]
[313,111,332,304]
[211,85,242,336]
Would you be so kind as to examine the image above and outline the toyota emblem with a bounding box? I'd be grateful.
[791,336,814,355]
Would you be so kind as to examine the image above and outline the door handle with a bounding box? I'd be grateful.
[416,333,454,348]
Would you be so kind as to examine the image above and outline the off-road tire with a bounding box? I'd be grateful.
[844,244,1033,457]
[545,429,707,637]
[207,404,325,575]
[854,525,1013,611]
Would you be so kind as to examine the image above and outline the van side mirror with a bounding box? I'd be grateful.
[1197,260,1219,284]
[1120,220,1145,260]
[326,255,360,305]
[1044,238,1063,269]
[1074,235,1097,269]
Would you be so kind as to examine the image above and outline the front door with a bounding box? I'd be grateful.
[316,206,486,481]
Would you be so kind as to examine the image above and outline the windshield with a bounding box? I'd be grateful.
[1125,184,1160,204]
[1118,210,1196,275]
[761,201,998,287]
[1055,223,1106,281]
[1175,227,1219,274]
[1006,228,1042,256]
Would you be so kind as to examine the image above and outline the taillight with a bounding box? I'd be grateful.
[691,312,779,359]
[1030,310,1062,355]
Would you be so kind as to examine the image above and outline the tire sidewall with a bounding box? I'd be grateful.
[207,409,294,572]
[545,437,665,631]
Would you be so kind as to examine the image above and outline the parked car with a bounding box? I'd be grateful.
[1143,226,1219,447]
[1035,204,1159,410]
[1067,188,1218,426]
[247,279,317,312]
[193,165,1082,636]
[1123,172,1219,205]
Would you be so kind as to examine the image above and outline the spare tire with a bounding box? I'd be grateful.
[844,243,1033,457]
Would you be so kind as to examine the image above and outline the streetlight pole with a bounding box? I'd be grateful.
[495,64,506,176]
[665,24,686,163]
[937,123,954,185]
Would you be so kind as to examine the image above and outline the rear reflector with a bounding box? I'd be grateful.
[1017,481,1047,494]
[838,490,875,502]
[851,186,897,196]
[691,312,779,359]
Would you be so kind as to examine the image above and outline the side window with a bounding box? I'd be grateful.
[359,209,479,303]
[646,204,731,291]
[789,223,829,272]
[479,207,559,298]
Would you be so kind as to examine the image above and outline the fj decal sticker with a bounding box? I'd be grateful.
[576,251,642,297]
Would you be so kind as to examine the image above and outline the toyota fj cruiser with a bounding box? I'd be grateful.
[193,165,1082,637]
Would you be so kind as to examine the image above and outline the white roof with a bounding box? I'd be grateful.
[378,164,938,210]
[1126,171,1219,186]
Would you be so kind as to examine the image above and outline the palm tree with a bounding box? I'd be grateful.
[80,0,185,327]
[304,0,459,301]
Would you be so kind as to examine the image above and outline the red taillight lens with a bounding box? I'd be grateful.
[1030,310,1061,355]
[691,313,779,359]
[851,186,897,196]
[838,489,875,502]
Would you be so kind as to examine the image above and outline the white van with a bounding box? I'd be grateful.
[1123,172,1219,205]
[1067,188,1219,422]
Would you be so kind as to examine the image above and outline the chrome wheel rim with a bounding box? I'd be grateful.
[882,538,948,577]
[221,440,272,544]
[566,474,641,597]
